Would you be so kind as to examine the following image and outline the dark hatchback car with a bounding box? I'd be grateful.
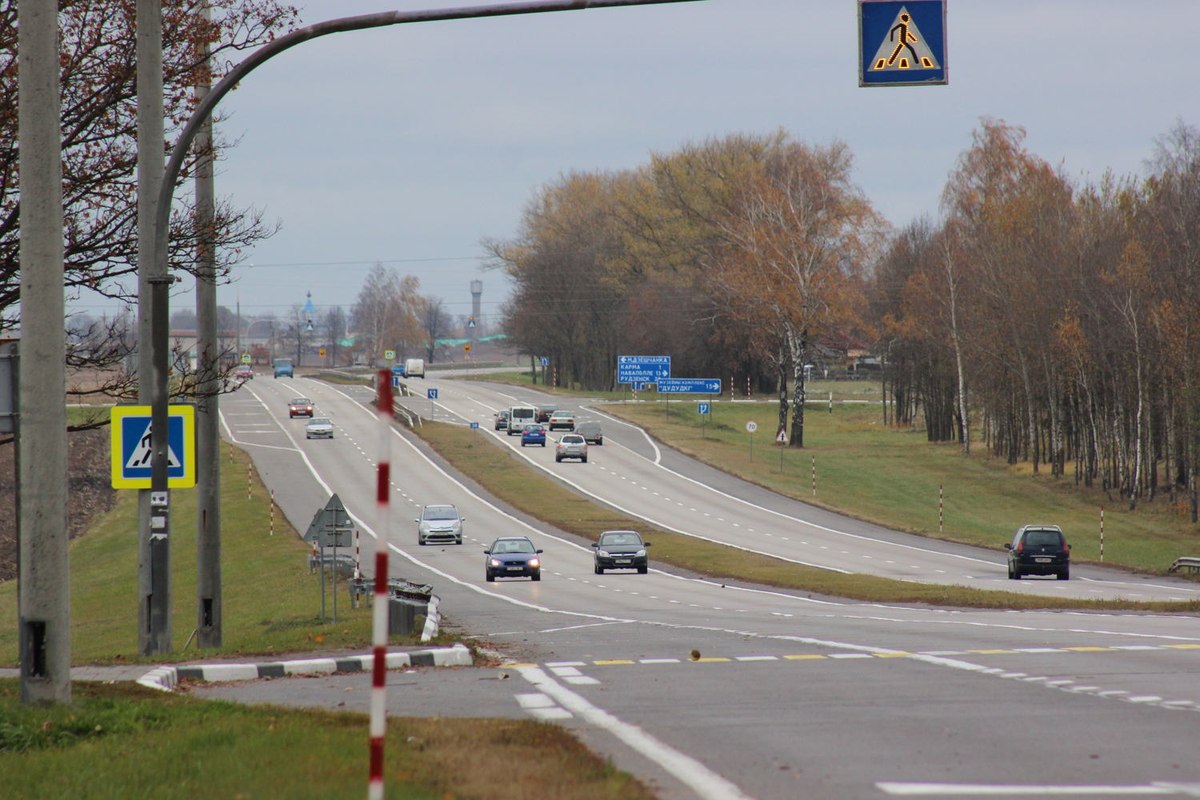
[494,409,510,431]
[592,530,650,574]
[1006,524,1070,580]
[535,404,558,424]
[576,422,603,445]
[484,537,543,582]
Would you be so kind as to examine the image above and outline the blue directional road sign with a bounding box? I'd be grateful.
[617,355,671,385]
[859,0,947,87]
[657,378,722,394]
[427,388,439,400]
[110,405,196,489]
[469,421,479,430]
[698,402,711,415]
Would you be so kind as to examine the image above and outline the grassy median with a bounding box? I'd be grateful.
[412,411,1200,612]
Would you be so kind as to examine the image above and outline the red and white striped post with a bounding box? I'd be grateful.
[247,462,253,500]
[269,489,275,536]
[811,456,816,496]
[354,527,361,581]
[939,484,944,534]
[368,370,393,799]
[1100,505,1105,562]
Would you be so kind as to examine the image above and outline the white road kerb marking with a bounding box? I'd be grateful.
[877,782,1195,796]
[517,666,752,800]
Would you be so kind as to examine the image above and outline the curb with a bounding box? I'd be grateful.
[136,643,473,693]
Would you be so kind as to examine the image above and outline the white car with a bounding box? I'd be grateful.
[548,410,576,431]
[555,433,588,463]
[416,504,465,546]
[305,417,334,439]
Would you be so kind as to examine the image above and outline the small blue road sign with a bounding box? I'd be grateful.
[698,402,711,415]
[427,388,439,400]
[391,375,400,389]
[859,0,947,87]
[110,405,196,489]
[469,421,479,430]
[540,356,549,366]
[657,378,722,394]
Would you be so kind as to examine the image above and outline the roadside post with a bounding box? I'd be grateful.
[469,420,479,444]
[306,494,353,623]
[776,427,786,472]
[746,420,757,461]
[698,401,710,438]
[1100,505,1105,562]
[427,387,438,420]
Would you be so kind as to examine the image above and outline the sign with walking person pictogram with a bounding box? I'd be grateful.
[110,405,196,489]
[860,1,947,87]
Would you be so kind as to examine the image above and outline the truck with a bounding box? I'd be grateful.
[506,404,537,435]
[273,357,294,378]
[404,358,425,378]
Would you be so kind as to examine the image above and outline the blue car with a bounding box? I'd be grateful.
[484,537,543,582]
[520,424,547,447]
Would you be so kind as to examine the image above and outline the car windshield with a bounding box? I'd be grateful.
[423,507,458,521]
[578,423,598,432]
[1025,529,1063,547]
[562,436,584,444]
[291,398,311,404]
[492,539,534,554]
[309,418,330,425]
[600,532,641,546]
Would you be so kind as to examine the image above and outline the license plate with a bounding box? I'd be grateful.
[615,559,631,564]
[1034,557,1052,563]
[507,566,523,571]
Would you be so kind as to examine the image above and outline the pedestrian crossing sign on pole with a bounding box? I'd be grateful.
[859,1,947,87]
[110,405,196,489]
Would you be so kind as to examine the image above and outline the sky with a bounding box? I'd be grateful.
[72,0,1200,330]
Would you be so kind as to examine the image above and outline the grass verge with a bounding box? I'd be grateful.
[0,680,652,800]
[0,441,399,666]
[414,419,1200,612]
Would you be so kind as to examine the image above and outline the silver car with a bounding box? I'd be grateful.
[555,433,588,463]
[416,504,465,546]
[304,417,334,439]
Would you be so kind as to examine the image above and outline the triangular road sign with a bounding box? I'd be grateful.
[123,420,182,471]
[869,5,940,72]
[306,493,353,546]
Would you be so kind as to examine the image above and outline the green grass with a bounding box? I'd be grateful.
[413,420,1200,612]
[0,681,652,800]
[602,398,1200,573]
[0,442,384,666]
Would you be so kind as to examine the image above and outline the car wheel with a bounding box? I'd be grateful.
[485,571,494,582]
[531,571,541,582]
[455,537,462,545]
[555,456,562,462]
[637,565,648,574]
[1058,566,1070,580]
[306,434,311,439]
[541,442,546,447]
[594,564,603,575]
[582,456,588,463]
[418,537,426,546]
[1011,567,1022,580]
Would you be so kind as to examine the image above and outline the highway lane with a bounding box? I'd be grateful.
[209,375,1200,799]
[410,375,1200,603]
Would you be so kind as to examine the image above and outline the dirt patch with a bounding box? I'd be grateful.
[0,428,116,582]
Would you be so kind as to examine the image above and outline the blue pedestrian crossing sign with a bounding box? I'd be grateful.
[859,1,947,87]
[110,405,196,489]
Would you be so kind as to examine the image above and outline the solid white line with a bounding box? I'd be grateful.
[876,782,1177,795]
[518,666,751,800]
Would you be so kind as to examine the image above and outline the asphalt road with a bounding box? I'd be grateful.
[200,373,1200,800]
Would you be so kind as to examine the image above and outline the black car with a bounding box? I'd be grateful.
[535,404,558,424]
[1006,524,1070,580]
[494,410,510,431]
[592,530,650,575]
[484,537,543,582]
[576,422,603,445]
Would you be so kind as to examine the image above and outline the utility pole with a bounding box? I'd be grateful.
[18,0,71,704]
[195,0,222,648]
[137,0,171,656]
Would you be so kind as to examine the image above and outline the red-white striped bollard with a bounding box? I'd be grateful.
[811,456,816,496]
[939,484,944,534]
[269,489,275,536]
[1100,505,1105,562]
[368,370,393,800]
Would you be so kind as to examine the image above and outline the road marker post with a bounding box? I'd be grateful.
[369,370,393,799]
[1100,505,1105,562]
[939,484,944,534]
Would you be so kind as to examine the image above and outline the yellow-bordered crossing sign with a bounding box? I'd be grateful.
[110,405,196,489]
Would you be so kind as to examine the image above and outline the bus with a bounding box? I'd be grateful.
[506,405,537,435]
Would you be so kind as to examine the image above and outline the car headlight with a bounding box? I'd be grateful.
[636,549,646,557]
[488,558,502,567]
[597,550,610,558]
[528,558,540,568]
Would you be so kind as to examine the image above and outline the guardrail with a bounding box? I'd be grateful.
[1168,557,1200,575]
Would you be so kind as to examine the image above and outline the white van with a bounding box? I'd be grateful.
[404,358,425,378]
[506,405,537,435]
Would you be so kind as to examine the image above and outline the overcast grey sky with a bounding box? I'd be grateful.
[83,0,1199,327]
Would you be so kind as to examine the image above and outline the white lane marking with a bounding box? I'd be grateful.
[517,666,751,800]
[515,693,554,709]
[531,707,574,721]
[877,782,1187,795]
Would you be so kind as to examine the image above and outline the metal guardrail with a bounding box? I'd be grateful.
[1168,557,1200,574]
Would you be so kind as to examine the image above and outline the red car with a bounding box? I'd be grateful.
[288,398,314,418]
